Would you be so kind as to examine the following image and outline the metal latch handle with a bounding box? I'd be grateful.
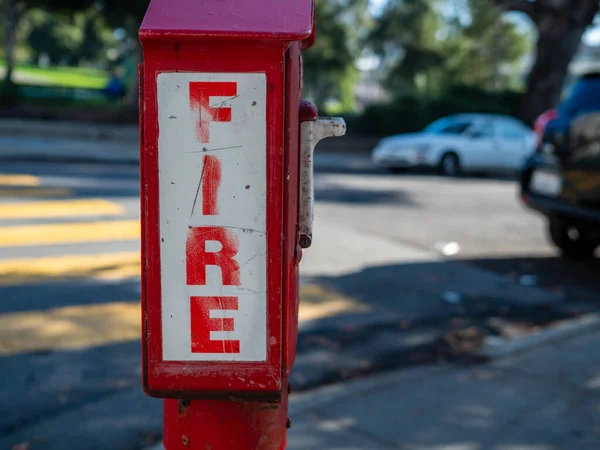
[299,101,346,248]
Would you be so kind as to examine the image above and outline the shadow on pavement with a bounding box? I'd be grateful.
[470,256,600,305]
[313,153,520,183]
[0,162,140,201]
[376,168,519,183]
[316,182,419,206]
[0,253,597,447]
[292,254,600,391]
[0,279,158,450]
[313,256,600,316]
[0,278,141,314]
[0,278,147,449]
[0,341,161,450]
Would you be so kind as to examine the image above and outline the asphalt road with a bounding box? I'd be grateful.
[0,155,598,449]
[0,163,153,450]
[309,155,599,307]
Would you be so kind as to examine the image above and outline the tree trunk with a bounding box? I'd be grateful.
[3,0,17,84]
[521,21,584,124]
[520,1,599,125]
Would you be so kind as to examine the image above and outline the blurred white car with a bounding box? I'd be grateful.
[371,114,536,175]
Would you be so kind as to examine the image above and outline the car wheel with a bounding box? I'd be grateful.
[548,217,598,259]
[439,152,461,177]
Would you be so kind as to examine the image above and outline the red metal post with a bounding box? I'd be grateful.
[163,394,289,450]
[138,2,344,448]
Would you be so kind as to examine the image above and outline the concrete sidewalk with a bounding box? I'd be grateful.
[0,136,139,164]
[0,119,138,163]
[289,327,600,449]
[0,119,138,143]
[151,326,600,449]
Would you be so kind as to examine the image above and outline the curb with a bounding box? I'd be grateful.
[480,313,600,359]
[143,313,600,450]
[295,314,600,410]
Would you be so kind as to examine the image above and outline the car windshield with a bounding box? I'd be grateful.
[425,118,471,135]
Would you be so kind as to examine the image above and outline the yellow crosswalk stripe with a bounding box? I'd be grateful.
[0,302,140,356]
[0,252,369,323]
[0,286,368,356]
[0,199,124,220]
[298,284,369,322]
[0,174,40,186]
[0,251,140,285]
[0,219,140,247]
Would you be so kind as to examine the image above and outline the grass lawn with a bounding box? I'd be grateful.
[0,60,109,89]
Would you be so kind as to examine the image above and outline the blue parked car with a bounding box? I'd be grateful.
[521,72,600,258]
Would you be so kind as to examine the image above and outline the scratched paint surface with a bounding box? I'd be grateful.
[157,72,267,361]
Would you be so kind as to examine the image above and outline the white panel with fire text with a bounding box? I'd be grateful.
[157,72,267,362]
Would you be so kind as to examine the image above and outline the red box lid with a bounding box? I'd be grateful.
[140,0,314,42]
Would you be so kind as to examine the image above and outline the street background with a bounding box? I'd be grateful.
[2,0,600,449]
[0,128,598,449]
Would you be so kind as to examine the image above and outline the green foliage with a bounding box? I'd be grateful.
[354,86,523,136]
[371,0,531,97]
[337,64,360,112]
[15,6,116,66]
[0,62,109,88]
[303,0,370,111]
[99,0,150,27]
[1,42,109,93]
[441,0,530,90]
[78,13,107,63]
[27,19,70,64]
[371,0,443,93]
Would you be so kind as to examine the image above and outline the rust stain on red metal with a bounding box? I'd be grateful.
[178,398,190,416]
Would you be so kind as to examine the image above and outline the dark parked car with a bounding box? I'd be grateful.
[521,73,600,258]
